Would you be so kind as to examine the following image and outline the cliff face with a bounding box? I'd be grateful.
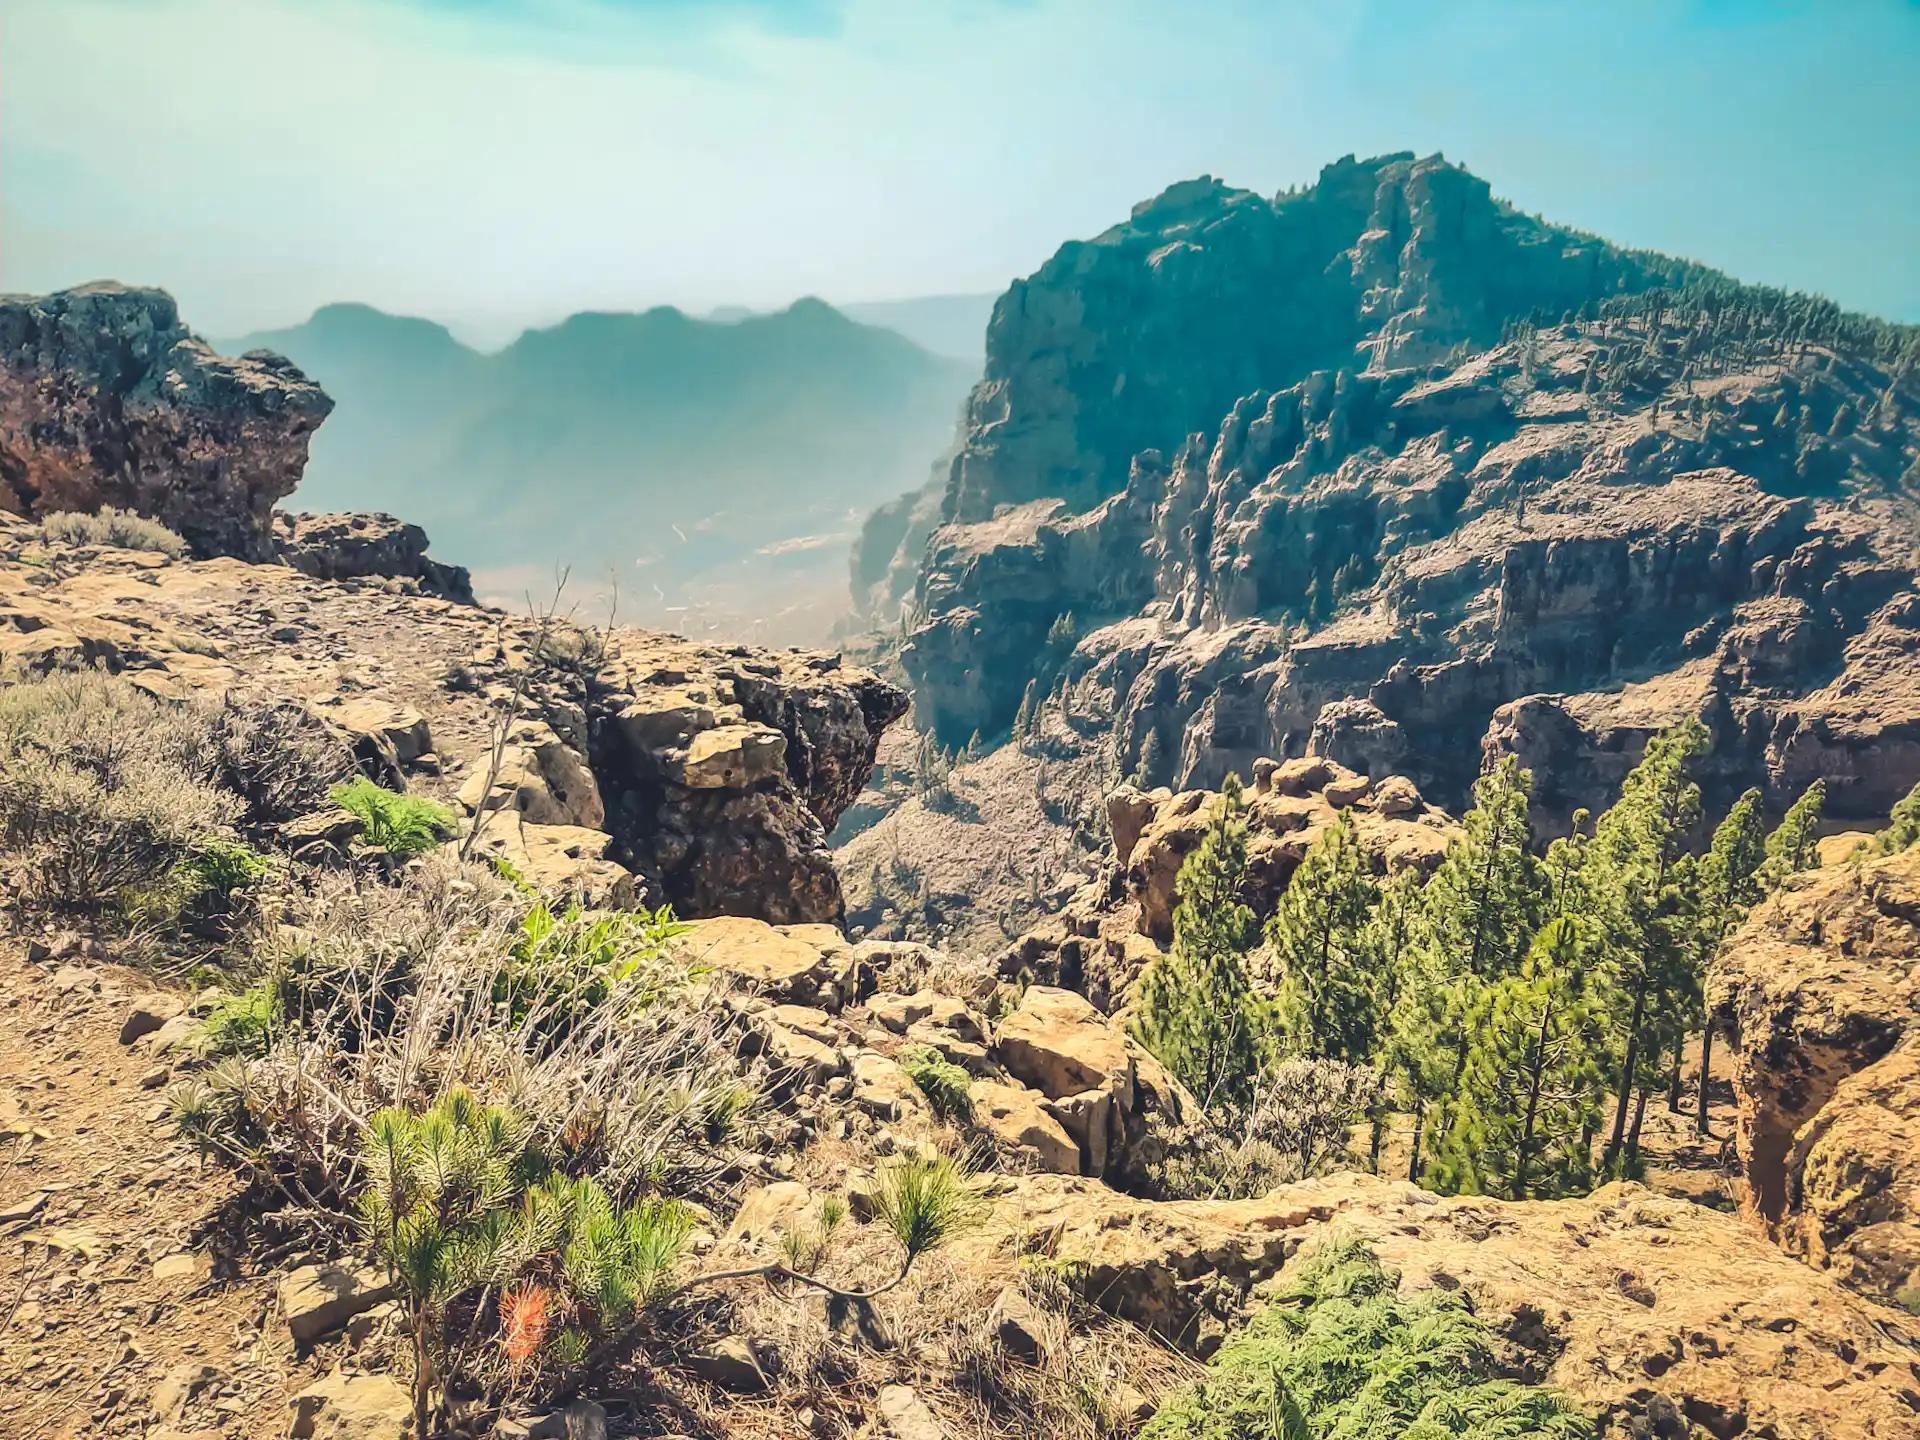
[889,162,1920,821]
[1715,846,1920,1310]
[935,154,1698,529]
[0,284,332,560]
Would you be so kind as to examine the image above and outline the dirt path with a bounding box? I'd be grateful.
[0,943,296,1440]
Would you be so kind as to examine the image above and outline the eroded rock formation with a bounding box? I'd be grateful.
[1716,845,1920,1309]
[881,153,1920,828]
[0,284,332,560]
[964,1170,1920,1438]
[0,521,903,923]
[273,510,473,603]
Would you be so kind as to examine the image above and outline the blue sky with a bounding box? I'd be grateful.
[6,0,1917,345]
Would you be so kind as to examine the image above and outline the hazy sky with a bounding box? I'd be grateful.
[8,0,1918,345]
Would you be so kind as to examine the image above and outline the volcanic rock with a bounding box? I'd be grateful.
[0,284,331,560]
[1715,844,1920,1309]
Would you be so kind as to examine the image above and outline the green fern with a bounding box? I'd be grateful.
[1143,1239,1593,1440]
[331,777,455,858]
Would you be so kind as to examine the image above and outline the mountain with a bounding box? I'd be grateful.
[221,297,973,643]
[838,293,998,363]
[873,151,1920,827]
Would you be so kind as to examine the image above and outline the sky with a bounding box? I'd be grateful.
[6,0,1918,346]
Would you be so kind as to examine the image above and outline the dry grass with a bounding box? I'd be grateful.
[0,669,242,914]
[671,1139,1193,1440]
[38,506,189,556]
[175,859,761,1223]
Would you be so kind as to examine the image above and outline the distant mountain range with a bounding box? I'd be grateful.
[220,298,977,643]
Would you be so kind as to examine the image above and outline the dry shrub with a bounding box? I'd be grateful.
[1143,1059,1381,1201]
[0,670,242,912]
[175,859,760,1221]
[38,505,189,556]
[207,692,356,824]
[715,1233,1190,1440]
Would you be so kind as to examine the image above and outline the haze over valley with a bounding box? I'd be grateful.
[222,296,980,641]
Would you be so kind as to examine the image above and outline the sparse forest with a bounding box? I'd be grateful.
[1131,724,1840,1202]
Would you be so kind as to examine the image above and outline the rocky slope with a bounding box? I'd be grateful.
[1716,845,1920,1310]
[878,152,1920,829]
[0,284,332,561]
[0,525,902,923]
[965,1170,1920,1440]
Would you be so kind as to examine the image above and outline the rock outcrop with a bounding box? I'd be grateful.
[0,521,903,923]
[997,758,1452,1011]
[970,1170,1920,1438]
[274,510,473,603]
[881,154,1920,829]
[1716,845,1920,1310]
[0,284,331,560]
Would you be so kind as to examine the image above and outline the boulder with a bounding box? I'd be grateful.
[685,1335,775,1392]
[876,1384,944,1440]
[849,1051,929,1122]
[970,1081,1080,1174]
[681,723,787,790]
[119,994,185,1046]
[459,816,638,910]
[995,986,1134,1107]
[457,718,604,829]
[317,695,432,768]
[0,284,332,559]
[286,1372,410,1440]
[278,1263,395,1345]
[679,917,860,1011]
[273,510,472,603]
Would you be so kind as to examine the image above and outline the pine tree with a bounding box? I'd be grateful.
[1356,869,1424,1168]
[1380,931,1460,1185]
[1415,757,1546,983]
[1688,788,1768,1129]
[1544,807,1593,920]
[1761,779,1826,880]
[1590,721,1707,1175]
[1423,918,1608,1200]
[1381,761,1549,1182]
[1266,811,1381,1063]
[1132,775,1262,1121]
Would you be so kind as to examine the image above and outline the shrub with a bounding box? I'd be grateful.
[331,776,456,857]
[358,1089,694,1436]
[1143,1239,1593,1440]
[121,835,273,937]
[38,506,189,556]
[172,860,755,1211]
[1144,1059,1380,1201]
[492,895,688,1042]
[0,671,241,914]
[901,1044,973,1120]
[209,694,356,825]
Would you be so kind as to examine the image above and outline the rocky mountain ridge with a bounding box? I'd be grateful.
[875,154,1920,827]
[4,275,1920,1440]
[227,295,974,643]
